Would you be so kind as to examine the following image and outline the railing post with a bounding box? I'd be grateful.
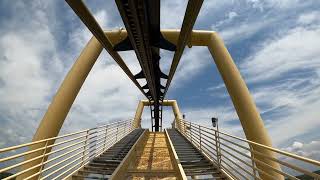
[122,121,126,138]
[38,140,49,179]
[199,125,202,151]
[81,130,89,165]
[130,119,134,131]
[91,129,98,158]
[103,125,108,151]
[123,121,127,137]
[172,118,176,129]
[217,127,222,169]
[128,120,131,131]
[132,119,135,131]
[190,121,193,144]
[250,144,258,179]
[214,130,221,169]
[115,121,120,142]
[182,120,185,133]
[181,119,185,136]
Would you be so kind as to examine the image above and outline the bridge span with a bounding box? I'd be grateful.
[1,0,320,179]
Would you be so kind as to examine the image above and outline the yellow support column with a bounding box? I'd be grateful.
[133,100,184,132]
[19,36,103,179]
[133,100,145,128]
[206,32,283,179]
[163,100,184,134]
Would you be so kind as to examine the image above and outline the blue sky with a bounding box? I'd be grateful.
[0,0,320,160]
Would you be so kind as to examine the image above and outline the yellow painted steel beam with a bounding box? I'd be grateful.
[204,32,283,179]
[164,0,203,97]
[66,0,148,98]
[133,100,184,139]
[133,101,145,128]
[164,129,188,180]
[104,29,214,47]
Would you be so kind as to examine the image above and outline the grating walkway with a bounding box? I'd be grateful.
[72,129,144,180]
[167,129,225,179]
[125,132,179,179]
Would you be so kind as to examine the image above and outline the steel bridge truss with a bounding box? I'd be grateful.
[66,0,204,131]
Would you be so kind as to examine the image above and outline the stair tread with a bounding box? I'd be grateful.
[72,174,109,179]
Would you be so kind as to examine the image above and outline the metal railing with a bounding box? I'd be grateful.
[0,119,135,180]
[175,119,320,180]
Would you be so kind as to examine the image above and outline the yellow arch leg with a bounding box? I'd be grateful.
[19,37,103,179]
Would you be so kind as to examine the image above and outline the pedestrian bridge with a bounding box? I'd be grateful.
[1,0,320,179]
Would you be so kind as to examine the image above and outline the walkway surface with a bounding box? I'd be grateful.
[126,132,179,180]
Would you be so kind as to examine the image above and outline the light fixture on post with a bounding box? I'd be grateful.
[211,117,218,128]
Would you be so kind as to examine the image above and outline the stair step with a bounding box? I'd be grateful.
[84,166,117,171]
[78,169,113,175]
[93,159,122,164]
[90,161,120,166]
[72,174,108,180]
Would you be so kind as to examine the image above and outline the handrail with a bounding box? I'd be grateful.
[0,119,126,153]
[174,118,320,179]
[0,119,135,179]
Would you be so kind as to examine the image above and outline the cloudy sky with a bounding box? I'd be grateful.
[0,0,319,159]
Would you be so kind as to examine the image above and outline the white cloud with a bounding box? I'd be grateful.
[171,47,211,86]
[266,96,320,146]
[215,19,273,44]
[241,26,320,82]
[246,0,307,10]
[0,2,143,146]
[240,24,320,145]
[297,11,320,25]
[292,141,303,149]
[283,141,320,159]
[160,0,187,29]
[0,1,63,146]
[280,141,320,174]
[228,11,238,20]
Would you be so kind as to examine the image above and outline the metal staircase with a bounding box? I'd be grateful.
[167,129,225,179]
[72,129,144,179]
